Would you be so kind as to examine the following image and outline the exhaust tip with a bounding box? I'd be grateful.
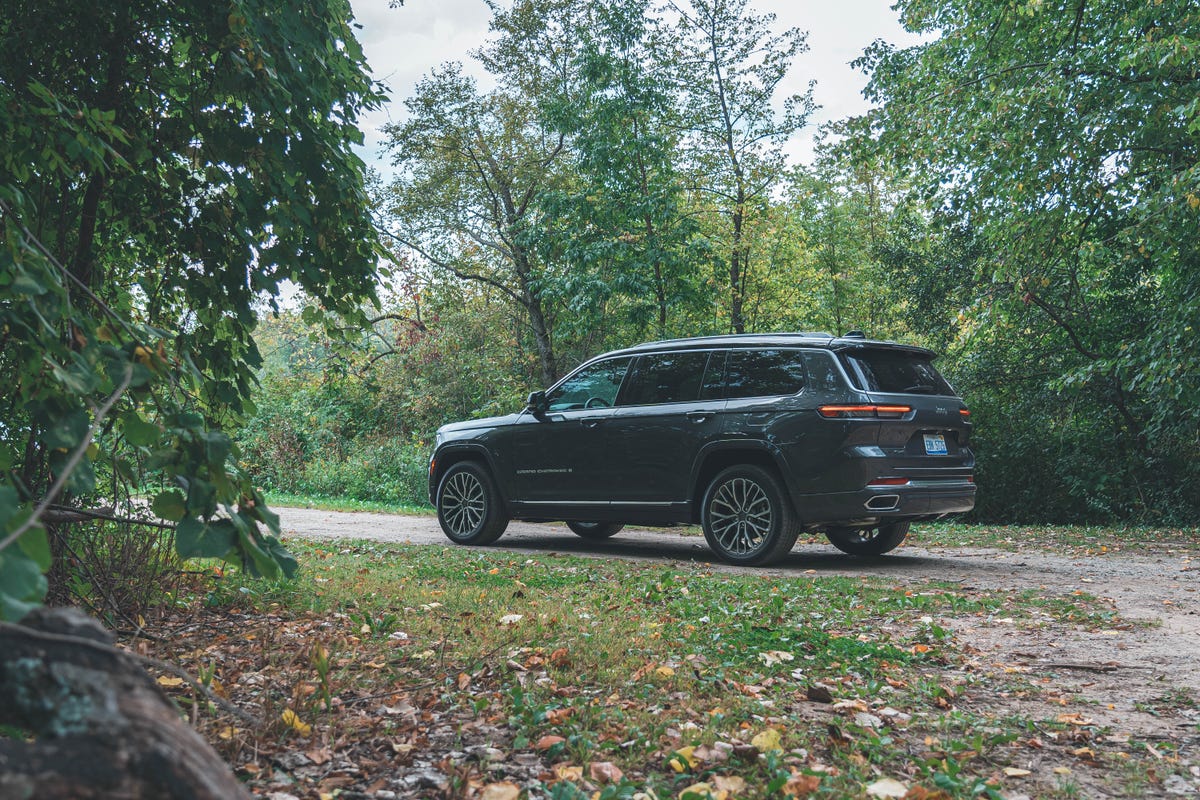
[865,494,900,511]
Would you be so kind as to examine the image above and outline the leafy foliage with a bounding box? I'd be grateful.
[857,0,1200,521]
[0,0,383,617]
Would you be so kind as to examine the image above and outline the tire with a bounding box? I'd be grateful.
[435,461,509,545]
[701,464,800,566]
[566,521,624,539]
[825,521,911,556]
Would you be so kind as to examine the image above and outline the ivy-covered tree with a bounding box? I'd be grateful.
[0,0,383,616]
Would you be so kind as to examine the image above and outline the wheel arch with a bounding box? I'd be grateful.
[431,445,505,502]
[689,444,791,523]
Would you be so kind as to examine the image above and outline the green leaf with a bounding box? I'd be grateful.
[175,517,237,559]
[121,411,161,446]
[151,489,187,522]
[0,549,48,622]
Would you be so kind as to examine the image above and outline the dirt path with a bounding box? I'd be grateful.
[279,508,1200,770]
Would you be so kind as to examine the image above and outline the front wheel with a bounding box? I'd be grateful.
[825,521,911,556]
[566,521,624,539]
[701,465,800,566]
[436,462,509,545]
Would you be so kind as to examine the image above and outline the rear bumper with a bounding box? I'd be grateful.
[789,483,976,526]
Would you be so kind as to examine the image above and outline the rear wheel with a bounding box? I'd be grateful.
[701,465,799,566]
[436,462,509,545]
[825,521,910,556]
[566,521,624,539]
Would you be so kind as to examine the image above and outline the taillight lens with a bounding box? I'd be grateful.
[818,404,913,419]
[959,408,971,418]
[868,477,911,486]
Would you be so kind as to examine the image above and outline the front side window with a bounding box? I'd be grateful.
[721,349,807,399]
[620,351,711,406]
[840,349,954,395]
[547,357,632,411]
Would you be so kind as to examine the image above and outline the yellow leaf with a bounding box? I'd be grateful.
[281,708,312,736]
[679,782,723,800]
[751,728,783,753]
[667,746,700,772]
[655,665,676,678]
[156,676,184,688]
[1004,767,1031,777]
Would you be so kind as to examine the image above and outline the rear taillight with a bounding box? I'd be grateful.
[959,408,971,418]
[868,477,911,486]
[818,404,913,419]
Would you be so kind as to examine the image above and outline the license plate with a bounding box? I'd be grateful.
[923,433,948,455]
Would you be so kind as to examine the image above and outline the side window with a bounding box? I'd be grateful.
[619,351,711,406]
[547,357,632,411]
[722,349,806,399]
[802,350,845,392]
[700,351,728,400]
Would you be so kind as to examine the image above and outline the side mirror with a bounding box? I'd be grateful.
[525,390,549,418]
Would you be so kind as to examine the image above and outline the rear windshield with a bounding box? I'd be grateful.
[839,349,955,396]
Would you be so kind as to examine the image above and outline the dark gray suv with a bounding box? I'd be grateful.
[428,332,975,565]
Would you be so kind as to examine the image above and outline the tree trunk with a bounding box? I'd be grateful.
[0,608,250,800]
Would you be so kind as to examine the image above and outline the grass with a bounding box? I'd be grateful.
[137,539,1196,799]
[911,521,1200,552]
[263,491,433,515]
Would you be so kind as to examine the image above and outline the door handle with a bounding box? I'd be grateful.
[580,417,605,428]
[687,412,713,423]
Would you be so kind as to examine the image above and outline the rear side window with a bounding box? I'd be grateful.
[620,351,711,406]
[840,349,954,395]
[719,349,807,399]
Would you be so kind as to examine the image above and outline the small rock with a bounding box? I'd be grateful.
[1163,775,1196,796]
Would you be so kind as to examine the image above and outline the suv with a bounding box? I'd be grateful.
[428,332,974,565]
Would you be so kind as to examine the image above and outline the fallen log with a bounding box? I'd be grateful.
[0,607,249,800]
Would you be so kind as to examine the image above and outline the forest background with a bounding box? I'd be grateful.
[238,0,1199,526]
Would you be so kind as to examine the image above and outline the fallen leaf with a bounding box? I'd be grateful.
[751,728,783,753]
[656,665,676,678]
[713,775,746,795]
[590,761,624,783]
[757,650,795,666]
[554,764,583,781]
[678,782,721,800]
[866,778,909,798]
[550,647,571,667]
[783,774,821,796]
[499,614,524,625]
[1003,767,1031,777]
[281,708,311,736]
[807,684,834,703]
[480,782,521,800]
[536,735,566,751]
[305,747,331,765]
[668,746,700,772]
[156,676,184,688]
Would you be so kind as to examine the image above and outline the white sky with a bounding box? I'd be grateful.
[349,0,923,173]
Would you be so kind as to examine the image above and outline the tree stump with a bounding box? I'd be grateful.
[0,607,250,799]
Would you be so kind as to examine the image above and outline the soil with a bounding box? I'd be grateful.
[277,508,1200,797]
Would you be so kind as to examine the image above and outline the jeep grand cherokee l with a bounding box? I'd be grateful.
[428,332,975,566]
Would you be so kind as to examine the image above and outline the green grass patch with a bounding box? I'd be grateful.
[911,522,1200,553]
[264,491,433,515]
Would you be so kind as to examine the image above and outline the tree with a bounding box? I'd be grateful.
[0,0,382,613]
[673,0,816,332]
[382,66,567,385]
[858,0,1200,519]
[539,0,708,341]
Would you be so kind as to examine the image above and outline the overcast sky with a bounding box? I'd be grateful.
[348,0,924,172]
